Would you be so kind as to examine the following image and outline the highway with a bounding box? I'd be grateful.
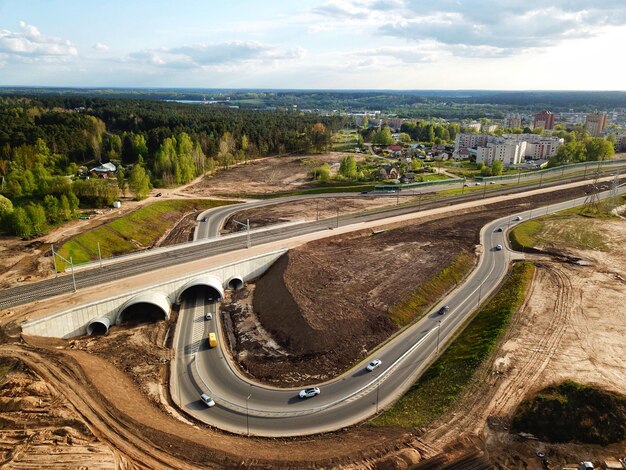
[0,168,622,311]
[171,184,626,436]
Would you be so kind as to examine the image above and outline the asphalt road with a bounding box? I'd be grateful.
[0,168,622,312]
[171,185,626,437]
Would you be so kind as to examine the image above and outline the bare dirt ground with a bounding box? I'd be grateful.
[421,217,626,467]
[187,153,361,197]
[221,195,415,233]
[219,185,607,388]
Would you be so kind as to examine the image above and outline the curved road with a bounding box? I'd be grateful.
[172,184,626,436]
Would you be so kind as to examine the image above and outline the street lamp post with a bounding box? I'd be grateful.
[246,393,252,436]
[232,219,251,248]
[336,206,339,228]
[70,256,77,292]
[375,382,380,414]
[51,244,58,277]
[436,320,442,353]
[539,172,544,189]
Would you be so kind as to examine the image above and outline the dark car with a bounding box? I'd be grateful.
[495,227,503,232]
[155,192,162,197]
[437,305,450,315]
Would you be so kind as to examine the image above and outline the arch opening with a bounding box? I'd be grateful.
[118,302,167,326]
[87,317,110,336]
[177,276,224,305]
[227,276,244,290]
[178,284,222,304]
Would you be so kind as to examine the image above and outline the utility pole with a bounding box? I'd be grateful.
[375,383,380,414]
[246,219,251,249]
[97,242,103,268]
[70,256,77,292]
[246,393,252,436]
[517,170,522,185]
[482,181,487,199]
[336,206,339,228]
[51,244,58,277]
[539,172,544,188]
[436,320,442,353]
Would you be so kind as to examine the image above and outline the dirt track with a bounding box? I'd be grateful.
[421,217,626,466]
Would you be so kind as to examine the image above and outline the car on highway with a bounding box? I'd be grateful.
[474,182,481,186]
[489,181,496,185]
[495,227,503,232]
[205,312,213,321]
[366,359,382,371]
[298,387,320,399]
[200,393,215,407]
[360,191,369,194]
[437,305,450,315]
[495,244,503,251]
[514,216,523,221]
[155,192,162,197]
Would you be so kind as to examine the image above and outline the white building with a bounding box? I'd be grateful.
[455,133,563,164]
[475,141,526,166]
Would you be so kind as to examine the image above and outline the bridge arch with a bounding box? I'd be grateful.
[116,291,171,325]
[176,275,224,304]
[226,275,244,291]
[86,316,111,336]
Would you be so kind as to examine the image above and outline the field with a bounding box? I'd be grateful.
[55,199,233,270]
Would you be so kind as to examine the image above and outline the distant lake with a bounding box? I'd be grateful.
[164,99,225,104]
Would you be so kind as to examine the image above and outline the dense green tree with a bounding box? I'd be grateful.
[128,163,151,200]
[315,164,331,182]
[43,194,60,224]
[9,207,33,238]
[491,160,503,176]
[372,127,394,146]
[339,155,357,179]
[26,203,47,234]
[585,137,614,161]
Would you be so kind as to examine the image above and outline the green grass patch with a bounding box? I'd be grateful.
[372,261,535,427]
[512,381,626,445]
[56,199,234,271]
[510,214,609,252]
[509,219,543,251]
[388,252,475,328]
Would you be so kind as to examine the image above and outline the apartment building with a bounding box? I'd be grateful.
[504,115,522,128]
[533,110,555,131]
[454,133,563,164]
[584,113,608,137]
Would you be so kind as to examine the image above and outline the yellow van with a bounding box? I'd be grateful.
[208,332,217,348]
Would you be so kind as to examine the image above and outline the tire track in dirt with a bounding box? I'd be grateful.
[488,263,573,416]
[423,262,573,445]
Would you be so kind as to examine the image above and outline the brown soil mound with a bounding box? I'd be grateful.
[249,210,486,384]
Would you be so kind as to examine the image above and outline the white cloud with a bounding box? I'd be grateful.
[313,0,626,58]
[93,42,109,51]
[0,21,77,60]
[128,41,305,70]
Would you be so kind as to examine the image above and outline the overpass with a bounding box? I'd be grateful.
[21,250,285,339]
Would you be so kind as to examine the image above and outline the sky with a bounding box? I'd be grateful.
[1,0,625,90]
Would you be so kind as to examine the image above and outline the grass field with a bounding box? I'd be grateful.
[332,129,359,152]
[388,252,475,328]
[56,199,234,271]
[372,261,535,427]
[509,214,609,252]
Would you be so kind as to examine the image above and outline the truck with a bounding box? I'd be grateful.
[208,332,217,348]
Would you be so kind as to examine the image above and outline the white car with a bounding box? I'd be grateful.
[474,182,481,186]
[514,216,523,221]
[495,244,503,251]
[366,359,382,372]
[200,393,215,407]
[489,181,496,185]
[205,312,213,321]
[298,387,321,399]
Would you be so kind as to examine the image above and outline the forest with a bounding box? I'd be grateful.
[0,95,345,237]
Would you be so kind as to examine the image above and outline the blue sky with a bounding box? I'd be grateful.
[1,0,625,90]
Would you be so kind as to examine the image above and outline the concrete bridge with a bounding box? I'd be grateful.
[21,250,286,339]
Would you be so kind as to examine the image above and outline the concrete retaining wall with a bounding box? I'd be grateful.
[22,250,286,339]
